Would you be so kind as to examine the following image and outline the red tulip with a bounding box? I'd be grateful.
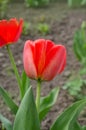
[23,39,66,81]
[0,18,23,47]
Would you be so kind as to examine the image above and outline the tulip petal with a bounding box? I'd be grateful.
[23,40,37,79]
[14,19,23,42]
[42,45,66,81]
[46,40,55,54]
[0,20,7,46]
[6,18,23,42]
[7,19,19,42]
[34,39,46,76]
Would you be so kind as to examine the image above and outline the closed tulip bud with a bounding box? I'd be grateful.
[0,18,23,47]
[23,39,66,81]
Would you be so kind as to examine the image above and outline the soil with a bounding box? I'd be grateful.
[0,1,86,130]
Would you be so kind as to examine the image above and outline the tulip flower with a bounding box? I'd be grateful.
[0,18,23,47]
[23,39,66,81]
[0,18,23,98]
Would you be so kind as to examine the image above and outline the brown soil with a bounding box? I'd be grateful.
[0,2,86,130]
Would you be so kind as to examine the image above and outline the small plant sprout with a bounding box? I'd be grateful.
[37,23,50,35]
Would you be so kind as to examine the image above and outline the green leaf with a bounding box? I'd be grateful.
[13,86,40,130]
[81,0,86,5]
[79,67,86,75]
[82,126,86,130]
[39,87,59,121]
[50,99,86,130]
[73,30,83,61]
[68,0,81,7]
[0,114,13,130]
[69,121,82,130]
[21,71,30,98]
[0,86,18,114]
[73,28,86,63]
[63,77,83,98]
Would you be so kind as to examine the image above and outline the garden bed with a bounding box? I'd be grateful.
[0,2,86,130]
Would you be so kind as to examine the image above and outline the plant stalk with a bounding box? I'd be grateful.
[36,80,41,113]
[6,45,22,98]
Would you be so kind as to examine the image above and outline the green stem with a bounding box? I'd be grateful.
[36,80,41,113]
[6,45,22,98]
[2,124,5,130]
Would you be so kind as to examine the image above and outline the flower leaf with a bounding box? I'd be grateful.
[13,86,40,130]
[69,121,82,130]
[82,126,86,130]
[0,86,18,114]
[21,71,30,98]
[50,99,86,130]
[0,114,13,130]
[39,87,59,121]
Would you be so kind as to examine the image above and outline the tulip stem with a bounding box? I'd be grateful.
[6,45,23,99]
[36,80,41,113]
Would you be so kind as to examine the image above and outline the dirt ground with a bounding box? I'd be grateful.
[0,2,86,130]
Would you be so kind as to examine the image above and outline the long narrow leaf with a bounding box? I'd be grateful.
[39,87,59,121]
[73,29,86,63]
[81,0,86,5]
[82,126,86,130]
[21,71,30,98]
[50,99,86,130]
[0,114,13,130]
[13,86,40,130]
[0,86,18,114]
[69,121,82,130]
[73,30,84,61]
